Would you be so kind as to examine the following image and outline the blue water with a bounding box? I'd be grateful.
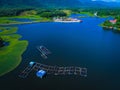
[0,15,120,90]
[10,18,33,22]
[3,42,9,46]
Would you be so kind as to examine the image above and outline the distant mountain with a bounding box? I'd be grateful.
[0,0,81,8]
[0,0,43,8]
[79,0,120,8]
[0,0,120,8]
[37,0,81,8]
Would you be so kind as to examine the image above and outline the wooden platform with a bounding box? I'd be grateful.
[19,62,87,78]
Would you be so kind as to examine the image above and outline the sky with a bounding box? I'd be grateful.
[91,0,120,2]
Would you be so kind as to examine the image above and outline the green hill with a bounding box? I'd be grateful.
[0,0,81,8]
[0,0,120,9]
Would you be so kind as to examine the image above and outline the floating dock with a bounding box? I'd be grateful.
[37,46,51,59]
[19,62,87,78]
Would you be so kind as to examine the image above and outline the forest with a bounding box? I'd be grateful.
[71,8,120,17]
[0,8,68,18]
[0,8,34,17]
[37,9,67,18]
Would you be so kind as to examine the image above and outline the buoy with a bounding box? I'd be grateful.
[29,61,35,67]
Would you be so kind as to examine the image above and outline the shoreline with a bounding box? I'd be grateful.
[0,27,28,76]
[0,13,89,26]
[101,24,120,32]
[0,20,52,26]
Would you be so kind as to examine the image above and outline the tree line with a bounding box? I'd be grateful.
[0,8,68,18]
[37,9,67,18]
[0,8,33,17]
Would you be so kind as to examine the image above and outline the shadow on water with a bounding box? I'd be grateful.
[3,42,9,46]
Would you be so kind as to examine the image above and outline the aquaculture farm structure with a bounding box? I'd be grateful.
[19,62,87,78]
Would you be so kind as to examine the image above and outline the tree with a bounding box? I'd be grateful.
[39,10,67,18]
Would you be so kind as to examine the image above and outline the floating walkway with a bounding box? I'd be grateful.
[19,62,87,78]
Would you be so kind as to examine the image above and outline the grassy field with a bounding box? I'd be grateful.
[80,11,94,16]
[62,10,72,16]
[0,15,51,25]
[0,27,28,76]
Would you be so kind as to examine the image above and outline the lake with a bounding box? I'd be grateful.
[0,15,120,90]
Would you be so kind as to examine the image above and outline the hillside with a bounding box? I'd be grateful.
[0,0,120,8]
[0,0,81,8]
[0,0,43,8]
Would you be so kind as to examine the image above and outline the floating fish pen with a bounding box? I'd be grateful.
[37,46,51,59]
[19,62,87,78]
[19,62,36,78]
[40,53,48,59]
